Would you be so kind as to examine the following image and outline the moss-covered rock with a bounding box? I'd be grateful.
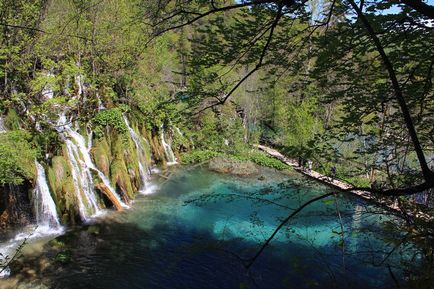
[150,133,166,165]
[47,153,80,224]
[208,156,259,176]
[124,136,141,192]
[140,127,153,165]
[110,134,134,201]
[92,136,111,176]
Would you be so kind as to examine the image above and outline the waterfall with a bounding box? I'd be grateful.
[0,116,6,133]
[0,162,63,279]
[33,161,61,230]
[56,114,127,221]
[174,126,183,137]
[161,126,177,165]
[41,72,54,100]
[123,115,150,192]
[96,93,106,111]
[64,138,100,221]
[75,75,83,97]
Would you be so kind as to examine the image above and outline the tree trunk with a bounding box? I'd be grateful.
[95,183,124,211]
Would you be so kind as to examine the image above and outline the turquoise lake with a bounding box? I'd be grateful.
[0,166,420,289]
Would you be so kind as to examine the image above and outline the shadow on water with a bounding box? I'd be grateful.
[0,167,430,289]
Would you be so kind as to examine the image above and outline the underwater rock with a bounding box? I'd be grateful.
[208,157,259,176]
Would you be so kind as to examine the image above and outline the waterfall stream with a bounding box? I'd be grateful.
[0,162,63,279]
[1,113,159,278]
[64,138,101,221]
[123,116,150,192]
[56,114,127,221]
[161,126,177,165]
[0,117,6,133]
[33,161,61,230]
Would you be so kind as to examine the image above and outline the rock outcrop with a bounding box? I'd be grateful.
[208,157,259,176]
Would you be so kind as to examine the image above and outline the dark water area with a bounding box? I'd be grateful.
[0,166,422,289]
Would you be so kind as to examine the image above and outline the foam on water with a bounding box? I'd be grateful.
[0,224,63,279]
[141,183,159,195]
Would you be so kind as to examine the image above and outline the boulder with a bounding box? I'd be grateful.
[208,157,259,176]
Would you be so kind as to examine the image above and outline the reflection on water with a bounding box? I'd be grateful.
[0,166,422,289]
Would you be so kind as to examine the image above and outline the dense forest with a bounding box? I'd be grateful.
[0,0,433,288]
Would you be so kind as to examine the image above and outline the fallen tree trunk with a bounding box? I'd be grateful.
[95,183,124,211]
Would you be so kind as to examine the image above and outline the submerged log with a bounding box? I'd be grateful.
[95,183,124,211]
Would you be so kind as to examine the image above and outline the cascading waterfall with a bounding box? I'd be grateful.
[123,115,150,192]
[96,93,106,111]
[75,74,84,98]
[160,125,177,165]
[56,114,127,221]
[33,161,61,230]
[64,138,100,221]
[0,162,63,279]
[0,116,6,133]
[174,127,183,137]
[41,72,54,100]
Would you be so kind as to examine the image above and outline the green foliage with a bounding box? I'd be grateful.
[4,109,21,130]
[33,127,62,155]
[189,111,222,150]
[181,149,290,171]
[232,151,290,171]
[284,98,323,158]
[55,250,72,264]
[0,130,37,185]
[49,239,65,248]
[92,107,129,138]
[181,150,221,164]
[341,176,372,188]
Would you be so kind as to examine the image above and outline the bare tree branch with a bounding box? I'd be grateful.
[150,0,276,39]
[400,0,434,19]
[348,0,434,182]
[245,191,335,269]
[193,2,288,115]
[0,22,90,41]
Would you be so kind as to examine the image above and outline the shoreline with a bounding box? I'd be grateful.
[254,144,432,220]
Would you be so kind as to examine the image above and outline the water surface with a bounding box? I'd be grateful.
[0,166,419,289]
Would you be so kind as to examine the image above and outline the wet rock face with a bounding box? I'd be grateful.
[0,182,33,229]
[208,157,259,177]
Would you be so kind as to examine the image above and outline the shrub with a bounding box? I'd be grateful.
[92,107,128,137]
[181,149,290,171]
[0,130,37,185]
[233,151,290,171]
[181,150,221,164]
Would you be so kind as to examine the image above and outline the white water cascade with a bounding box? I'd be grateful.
[174,127,183,137]
[0,116,6,133]
[57,114,127,221]
[123,116,150,192]
[33,161,61,230]
[0,162,63,279]
[41,72,55,100]
[161,126,177,165]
